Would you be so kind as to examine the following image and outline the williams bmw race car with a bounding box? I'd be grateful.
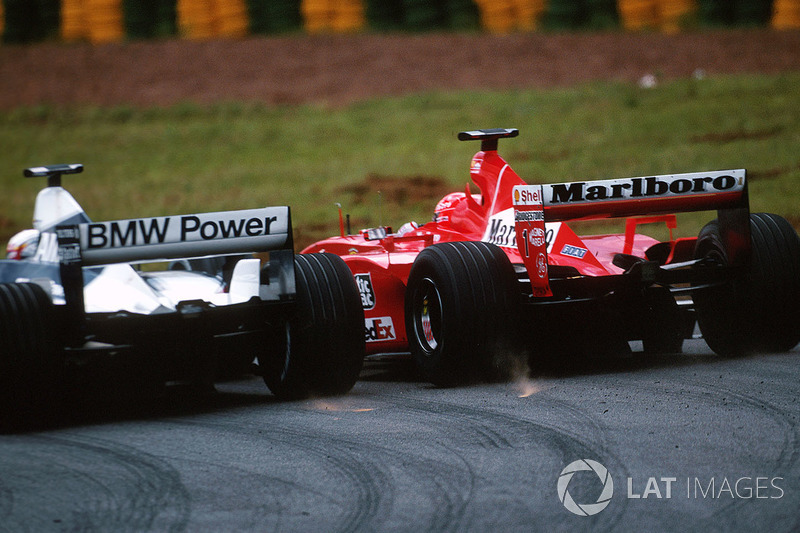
[304,128,800,385]
[1,164,364,416]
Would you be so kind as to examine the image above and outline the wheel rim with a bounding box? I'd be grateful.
[413,277,442,356]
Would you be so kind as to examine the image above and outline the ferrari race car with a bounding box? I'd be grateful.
[304,128,800,385]
[1,164,364,416]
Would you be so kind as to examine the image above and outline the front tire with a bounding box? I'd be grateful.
[261,253,365,399]
[404,241,520,386]
[693,213,800,355]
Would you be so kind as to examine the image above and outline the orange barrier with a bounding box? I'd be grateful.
[177,0,216,39]
[516,0,547,31]
[475,0,547,32]
[618,0,659,30]
[61,0,88,41]
[332,0,365,32]
[619,0,696,32]
[772,0,800,28]
[476,0,514,32]
[87,0,124,43]
[659,0,695,33]
[215,0,249,37]
[302,0,365,33]
[177,0,249,39]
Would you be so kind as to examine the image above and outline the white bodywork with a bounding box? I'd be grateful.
[8,186,263,314]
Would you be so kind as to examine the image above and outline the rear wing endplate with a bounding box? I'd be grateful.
[513,170,750,296]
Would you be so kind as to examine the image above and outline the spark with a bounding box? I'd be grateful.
[515,379,544,398]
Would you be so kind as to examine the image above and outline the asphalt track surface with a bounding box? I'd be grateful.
[1,339,799,532]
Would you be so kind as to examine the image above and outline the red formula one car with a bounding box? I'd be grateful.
[304,128,800,385]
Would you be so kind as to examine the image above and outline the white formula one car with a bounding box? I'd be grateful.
[1,164,365,415]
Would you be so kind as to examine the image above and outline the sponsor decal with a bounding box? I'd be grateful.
[536,253,548,277]
[75,207,290,266]
[470,155,483,173]
[484,208,558,251]
[544,171,744,205]
[514,210,544,222]
[55,226,82,264]
[85,211,281,250]
[483,209,518,248]
[529,226,546,247]
[560,244,588,259]
[355,273,376,310]
[513,185,543,206]
[365,316,396,342]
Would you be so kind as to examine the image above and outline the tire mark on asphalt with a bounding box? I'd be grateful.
[164,404,491,532]
[161,414,393,533]
[592,369,800,532]
[0,433,190,532]
[679,376,800,529]
[378,392,630,531]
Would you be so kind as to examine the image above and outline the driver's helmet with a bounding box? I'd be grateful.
[6,229,40,260]
[433,192,467,228]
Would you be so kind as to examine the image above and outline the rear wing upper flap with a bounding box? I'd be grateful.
[57,206,293,267]
[540,170,747,221]
[513,170,751,296]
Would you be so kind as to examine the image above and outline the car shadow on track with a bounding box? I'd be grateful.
[0,375,282,435]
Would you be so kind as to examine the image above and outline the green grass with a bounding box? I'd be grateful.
[2,72,799,249]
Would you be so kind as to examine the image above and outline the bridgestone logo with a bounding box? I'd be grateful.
[515,211,544,221]
[544,171,744,205]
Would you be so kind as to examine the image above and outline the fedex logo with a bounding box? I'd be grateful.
[365,317,396,342]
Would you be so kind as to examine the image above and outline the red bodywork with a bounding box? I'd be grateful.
[302,131,747,355]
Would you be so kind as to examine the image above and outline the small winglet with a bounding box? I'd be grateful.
[24,164,84,187]
[457,128,518,151]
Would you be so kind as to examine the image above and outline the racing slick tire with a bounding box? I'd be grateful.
[0,282,57,419]
[693,213,800,356]
[404,241,520,386]
[261,253,365,400]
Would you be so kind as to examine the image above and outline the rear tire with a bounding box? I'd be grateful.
[0,282,57,417]
[693,213,800,356]
[404,241,520,386]
[261,253,365,399]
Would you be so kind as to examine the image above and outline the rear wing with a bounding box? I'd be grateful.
[56,206,296,317]
[513,170,750,296]
[60,207,292,266]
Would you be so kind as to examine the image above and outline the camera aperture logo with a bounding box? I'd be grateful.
[557,459,614,516]
[557,460,786,517]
